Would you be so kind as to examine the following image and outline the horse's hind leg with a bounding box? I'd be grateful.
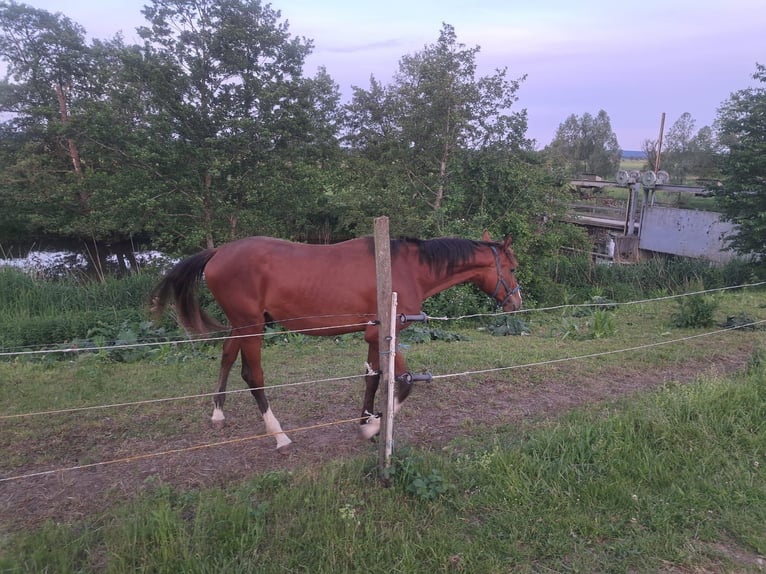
[211,337,239,429]
[240,336,292,452]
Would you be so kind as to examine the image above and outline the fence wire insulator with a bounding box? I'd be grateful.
[399,312,428,324]
[397,371,433,386]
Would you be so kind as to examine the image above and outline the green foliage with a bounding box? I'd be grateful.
[399,325,469,344]
[385,448,454,501]
[0,2,574,263]
[0,267,177,354]
[714,63,766,260]
[422,284,494,320]
[335,23,564,241]
[532,253,753,307]
[720,312,762,330]
[2,250,758,365]
[546,295,619,340]
[590,308,616,339]
[74,320,175,363]
[0,3,162,255]
[0,0,343,254]
[135,0,343,251]
[544,110,622,178]
[487,314,531,336]
[670,295,719,328]
[262,324,310,347]
[647,113,718,184]
[459,372,766,569]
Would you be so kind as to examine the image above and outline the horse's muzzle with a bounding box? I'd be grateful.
[502,289,522,312]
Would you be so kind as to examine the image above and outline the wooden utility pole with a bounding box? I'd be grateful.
[655,112,666,173]
[373,217,396,484]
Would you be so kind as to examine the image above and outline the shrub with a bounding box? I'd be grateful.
[670,295,718,328]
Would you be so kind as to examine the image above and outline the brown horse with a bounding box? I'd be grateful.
[152,232,521,452]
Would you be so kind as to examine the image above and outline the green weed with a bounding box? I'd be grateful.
[384,448,455,501]
[590,308,616,339]
[671,294,719,328]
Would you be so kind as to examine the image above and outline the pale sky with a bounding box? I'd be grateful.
[18,0,766,149]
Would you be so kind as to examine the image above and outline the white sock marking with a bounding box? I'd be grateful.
[263,407,292,450]
[359,416,380,440]
[358,398,401,441]
[211,407,225,422]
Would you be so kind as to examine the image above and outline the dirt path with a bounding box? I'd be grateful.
[0,346,756,532]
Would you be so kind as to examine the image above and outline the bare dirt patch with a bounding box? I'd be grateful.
[0,345,757,532]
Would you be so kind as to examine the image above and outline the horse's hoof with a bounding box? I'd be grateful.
[211,419,226,430]
[276,442,293,456]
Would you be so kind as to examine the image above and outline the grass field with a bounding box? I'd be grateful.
[1,285,765,572]
[620,157,649,172]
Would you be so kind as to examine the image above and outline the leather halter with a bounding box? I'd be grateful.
[489,245,520,309]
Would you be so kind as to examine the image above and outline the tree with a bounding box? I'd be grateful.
[642,114,719,184]
[341,23,530,233]
[664,112,696,183]
[714,63,766,260]
[133,0,342,251]
[0,1,87,181]
[660,113,718,183]
[641,138,658,172]
[687,125,719,181]
[0,1,158,271]
[545,110,621,178]
[0,1,92,243]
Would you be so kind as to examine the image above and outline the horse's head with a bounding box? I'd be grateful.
[482,231,522,312]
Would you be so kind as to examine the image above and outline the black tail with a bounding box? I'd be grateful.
[151,250,226,334]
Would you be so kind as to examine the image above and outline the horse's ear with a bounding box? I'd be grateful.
[503,234,513,250]
[482,230,491,242]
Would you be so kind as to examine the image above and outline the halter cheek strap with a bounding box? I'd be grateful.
[490,246,520,309]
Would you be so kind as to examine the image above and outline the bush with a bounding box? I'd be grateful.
[422,284,494,320]
[670,295,719,328]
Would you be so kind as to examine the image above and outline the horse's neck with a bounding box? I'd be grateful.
[416,253,490,299]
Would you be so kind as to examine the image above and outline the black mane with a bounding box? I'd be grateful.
[392,237,488,275]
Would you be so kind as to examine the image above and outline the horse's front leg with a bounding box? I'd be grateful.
[359,342,382,440]
[359,337,408,441]
[211,336,239,429]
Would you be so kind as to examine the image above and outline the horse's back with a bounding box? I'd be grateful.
[207,236,374,277]
[202,237,379,328]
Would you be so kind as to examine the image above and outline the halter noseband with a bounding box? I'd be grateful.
[489,245,520,309]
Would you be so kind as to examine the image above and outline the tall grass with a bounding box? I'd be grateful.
[2,364,764,573]
[0,267,159,314]
[532,253,760,306]
[1,253,760,352]
[0,268,172,351]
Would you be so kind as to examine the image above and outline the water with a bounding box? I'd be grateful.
[0,250,172,276]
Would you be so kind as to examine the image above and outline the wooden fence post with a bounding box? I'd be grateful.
[373,217,395,484]
[382,292,397,478]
